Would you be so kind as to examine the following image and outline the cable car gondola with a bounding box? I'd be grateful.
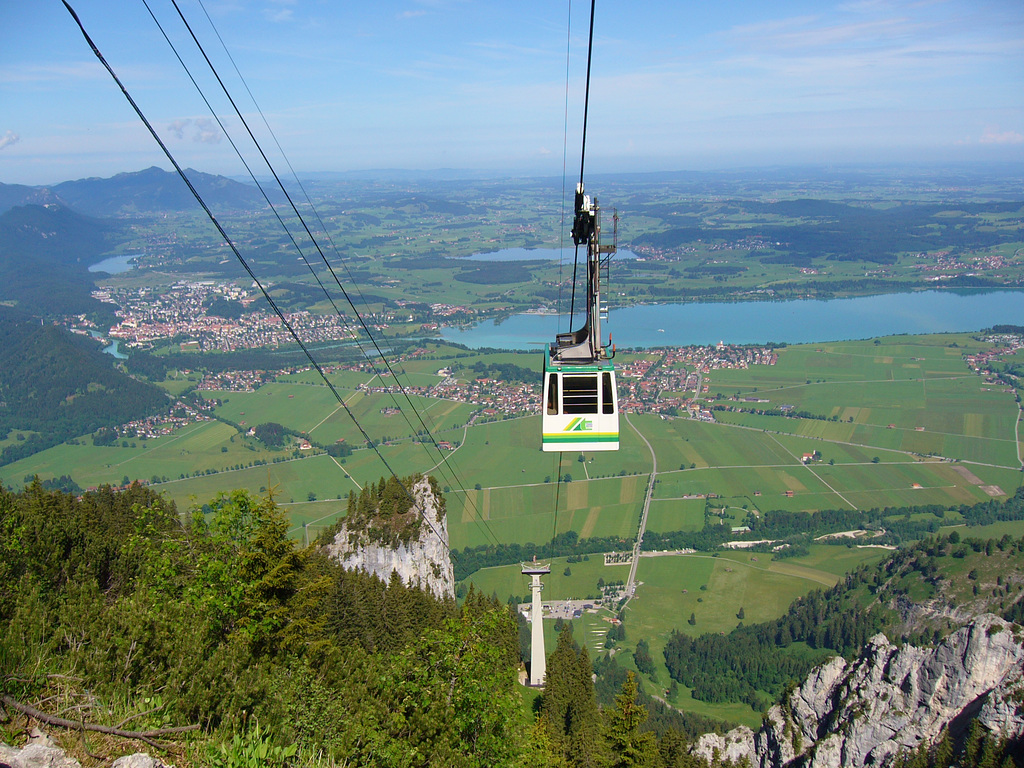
[542,182,618,452]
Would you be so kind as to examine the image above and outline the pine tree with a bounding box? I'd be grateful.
[540,626,578,746]
[978,733,1002,768]
[379,569,413,652]
[541,626,604,768]
[965,719,987,766]
[933,727,953,768]
[607,671,657,768]
[905,744,929,768]
[570,644,603,768]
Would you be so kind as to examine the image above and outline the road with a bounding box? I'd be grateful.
[623,413,657,607]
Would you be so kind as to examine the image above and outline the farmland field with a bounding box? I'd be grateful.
[5,333,1021,528]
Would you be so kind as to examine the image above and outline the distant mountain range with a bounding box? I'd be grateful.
[0,166,264,217]
[0,182,60,213]
[0,166,268,320]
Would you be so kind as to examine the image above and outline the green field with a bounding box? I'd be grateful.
[5,334,1020,531]
[706,336,1021,468]
[447,473,647,550]
[645,497,707,533]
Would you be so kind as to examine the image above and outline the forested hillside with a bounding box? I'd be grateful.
[0,204,119,321]
[0,482,739,768]
[0,309,168,465]
[0,182,59,215]
[0,482,532,766]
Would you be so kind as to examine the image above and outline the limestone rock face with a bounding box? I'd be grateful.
[700,615,1024,768]
[323,475,455,599]
[692,726,756,765]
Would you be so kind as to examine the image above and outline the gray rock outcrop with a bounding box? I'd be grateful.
[692,726,756,765]
[0,743,82,768]
[0,744,170,768]
[111,754,171,768]
[323,474,455,599]
[695,615,1024,768]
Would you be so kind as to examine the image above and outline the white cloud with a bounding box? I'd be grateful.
[0,130,20,150]
[193,118,223,144]
[980,127,1024,145]
[165,118,222,144]
[265,9,294,23]
[264,0,296,23]
[167,119,190,139]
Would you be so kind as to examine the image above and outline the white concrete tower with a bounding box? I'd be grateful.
[522,561,551,686]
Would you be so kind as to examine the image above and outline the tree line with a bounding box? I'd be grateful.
[454,487,1024,583]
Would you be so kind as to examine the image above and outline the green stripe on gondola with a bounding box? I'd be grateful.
[542,433,619,442]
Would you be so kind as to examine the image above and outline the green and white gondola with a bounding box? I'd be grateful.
[542,357,618,451]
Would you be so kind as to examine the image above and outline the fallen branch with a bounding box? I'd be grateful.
[1,695,200,744]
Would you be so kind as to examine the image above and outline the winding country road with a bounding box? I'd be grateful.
[623,413,657,607]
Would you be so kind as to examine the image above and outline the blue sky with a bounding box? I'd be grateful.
[2,0,1023,185]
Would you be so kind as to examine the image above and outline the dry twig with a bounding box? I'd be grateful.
[1,695,199,749]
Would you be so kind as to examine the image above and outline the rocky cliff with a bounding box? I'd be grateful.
[322,474,455,599]
[693,614,1024,767]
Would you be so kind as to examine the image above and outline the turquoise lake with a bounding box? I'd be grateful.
[88,254,138,274]
[439,289,1024,349]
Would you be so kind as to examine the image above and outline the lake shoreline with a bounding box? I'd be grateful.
[439,288,1024,349]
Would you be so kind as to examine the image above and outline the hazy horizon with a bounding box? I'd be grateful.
[3,0,1023,186]
[6,157,1024,192]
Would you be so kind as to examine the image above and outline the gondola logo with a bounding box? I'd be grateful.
[564,417,593,432]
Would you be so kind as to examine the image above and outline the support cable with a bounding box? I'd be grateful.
[558,0,572,333]
[568,0,597,333]
[553,0,574,545]
[139,0,354,344]
[60,0,457,559]
[556,0,598,547]
[552,452,564,544]
[167,0,502,549]
[578,0,597,190]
